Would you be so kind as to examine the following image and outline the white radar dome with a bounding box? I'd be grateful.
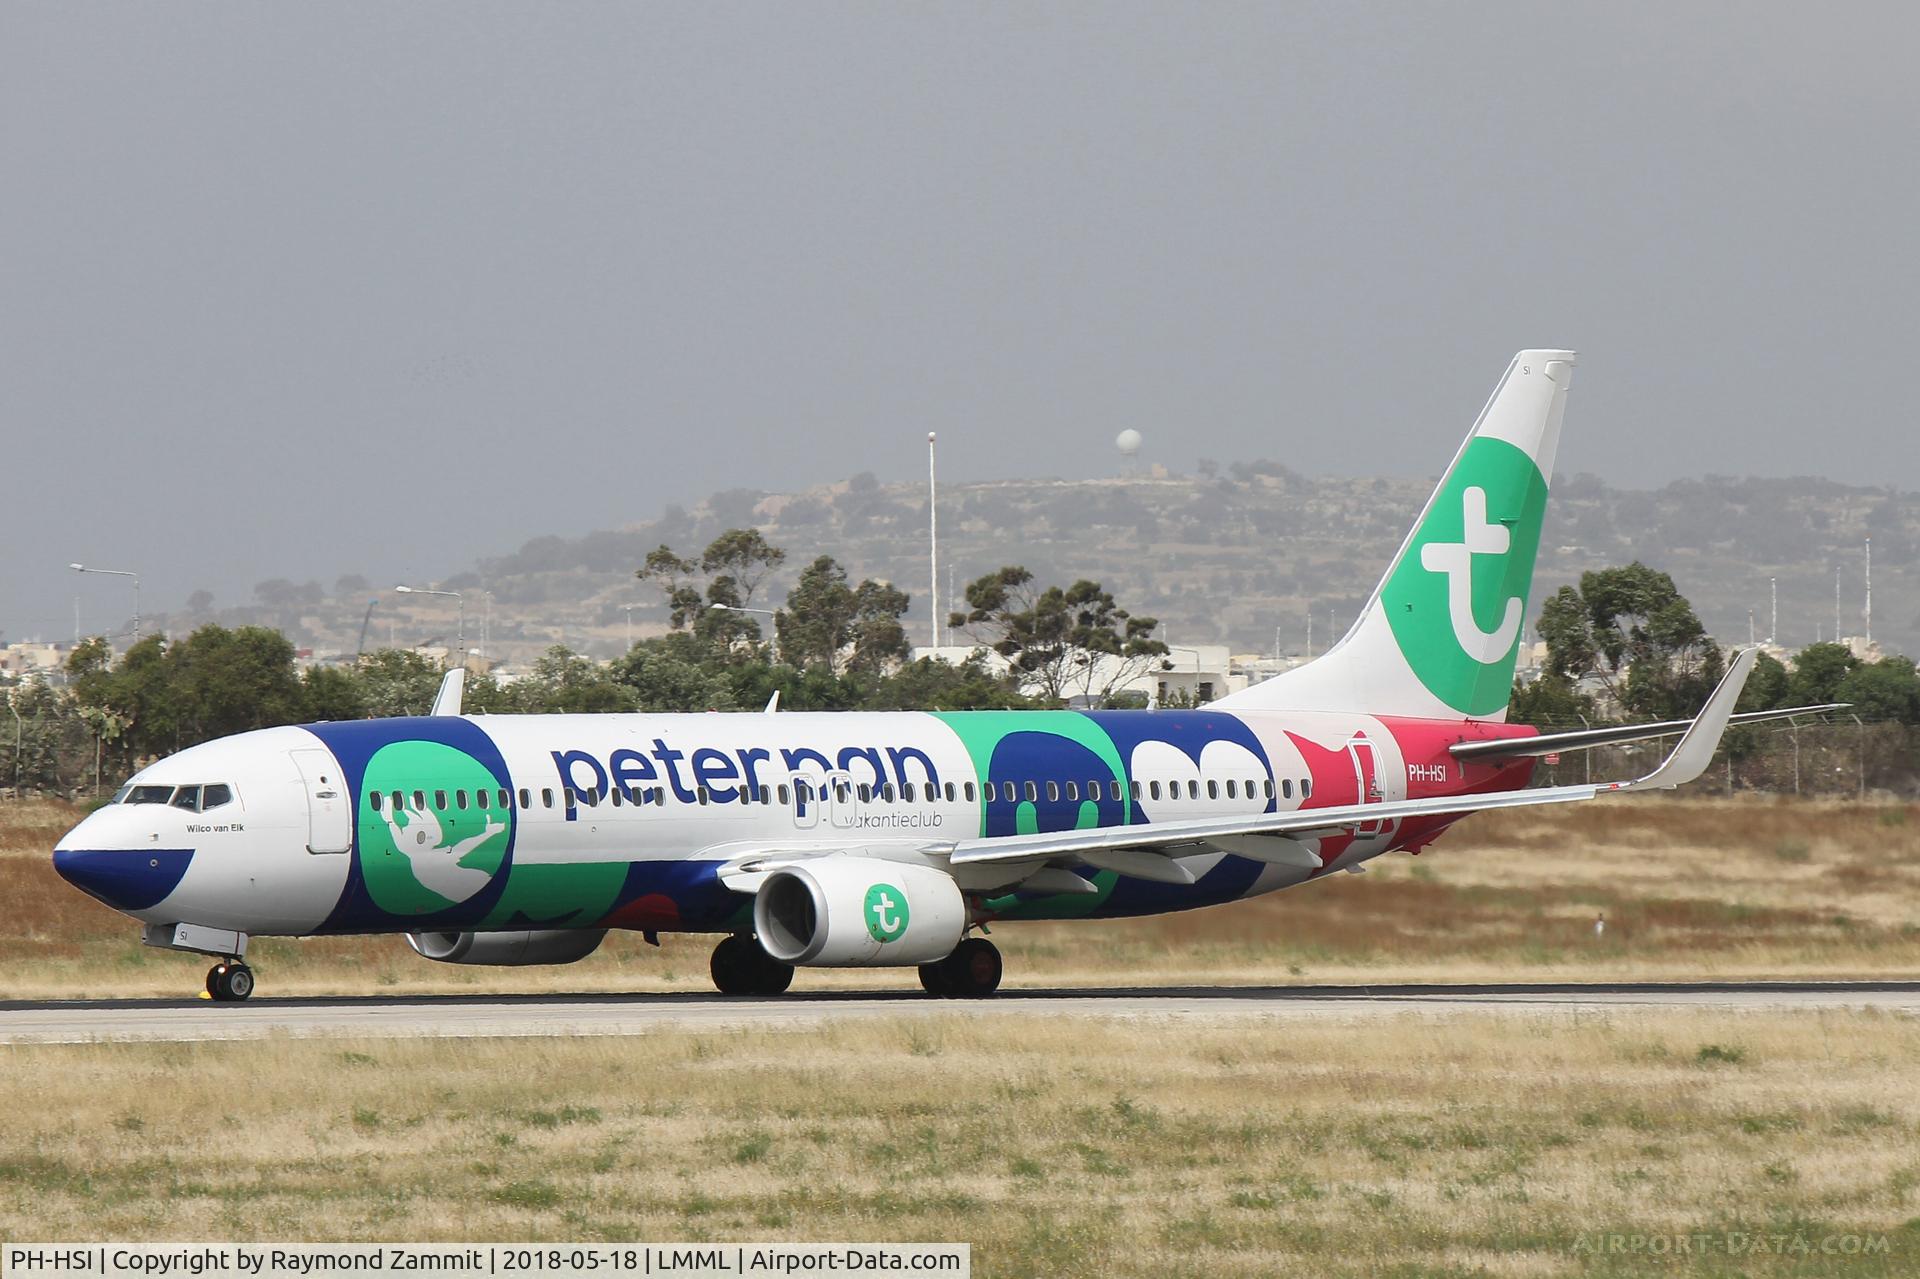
[1115,429,1143,456]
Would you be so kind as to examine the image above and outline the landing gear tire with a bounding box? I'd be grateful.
[709,935,793,996]
[929,938,1002,999]
[206,962,254,1002]
[917,962,952,998]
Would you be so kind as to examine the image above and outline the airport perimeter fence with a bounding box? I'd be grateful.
[1533,718,1920,798]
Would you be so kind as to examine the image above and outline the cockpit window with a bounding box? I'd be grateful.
[117,782,235,811]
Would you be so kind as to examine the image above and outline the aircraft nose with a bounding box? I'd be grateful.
[52,847,196,912]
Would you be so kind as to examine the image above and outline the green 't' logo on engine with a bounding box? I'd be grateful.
[864,883,909,943]
[1384,435,1549,718]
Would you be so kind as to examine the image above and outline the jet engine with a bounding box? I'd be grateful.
[406,928,607,966]
[754,857,965,966]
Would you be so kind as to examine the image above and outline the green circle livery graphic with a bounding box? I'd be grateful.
[1383,436,1549,718]
[863,882,910,943]
[357,740,512,915]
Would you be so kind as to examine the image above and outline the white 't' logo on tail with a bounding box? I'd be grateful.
[1418,486,1523,663]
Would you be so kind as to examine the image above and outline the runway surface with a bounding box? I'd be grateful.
[3,981,1917,1044]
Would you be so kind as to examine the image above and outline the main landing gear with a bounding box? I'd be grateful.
[919,938,1002,999]
[709,934,795,996]
[205,960,255,1002]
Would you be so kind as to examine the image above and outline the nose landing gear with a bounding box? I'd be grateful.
[206,960,255,1002]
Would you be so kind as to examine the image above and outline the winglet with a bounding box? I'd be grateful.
[1614,647,1757,792]
[430,668,466,717]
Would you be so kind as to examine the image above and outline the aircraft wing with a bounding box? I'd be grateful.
[1450,701,1845,763]
[940,647,1760,874]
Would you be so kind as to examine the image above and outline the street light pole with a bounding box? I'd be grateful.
[711,603,780,664]
[69,563,141,642]
[394,585,464,669]
[928,431,940,651]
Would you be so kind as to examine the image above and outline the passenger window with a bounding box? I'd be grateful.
[370,791,382,813]
[1110,780,1122,802]
[413,791,426,811]
[475,789,489,810]
[945,782,957,801]
[433,790,447,810]
[1023,781,1038,803]
[455,790,469,810]
[1046,781,1060,802]
[1065,782,1078,801]
[779,784,791,806]
[835,782,850,803]
[1187,780,1199,799]
[610,787,623,807]
[858,784,872,803]
[1150,780,1162,800]
[698,787,710,806]
[519,788,531,809]
[1129,780,1140,800]
[881,783,895,802]
[1225,780,1237,799]
[499,789,510,809]
[963,782,974,802]
[1302,778,1312,799]
[542,788,554,808]
[1282,779,1293,799]
[202,784,232,810]
[1246,778,1256,798]
[563,788,576,809]
[1207,780,1219,800]
[900,782,915,801]
[1266,779,1277,800]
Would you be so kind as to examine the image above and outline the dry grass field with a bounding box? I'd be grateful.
[4,1013,1919,1276]
[4,794,1917,998]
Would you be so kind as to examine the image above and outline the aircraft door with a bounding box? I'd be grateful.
[791,773,823,830]
[1346,734,1386,838]
[826,770,860,831]
[290,748,353,854]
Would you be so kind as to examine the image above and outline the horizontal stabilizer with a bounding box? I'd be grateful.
[1451,701,1847,762]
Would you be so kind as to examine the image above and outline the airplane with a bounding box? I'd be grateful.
[51,350,1833,1002]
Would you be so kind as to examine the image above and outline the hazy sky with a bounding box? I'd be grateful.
[4,3,1916,639]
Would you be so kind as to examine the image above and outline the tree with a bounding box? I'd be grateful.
[610,634,741,712]
[301,664,367,722]
[1787,642,1858,707]
[950,567,1167,705]
[1508,673,1595,728]
[863,655,1038,712]
[636,529,786,652]
[1835,656,1920,725]
[498,647,636,714]
[1736,650,1791,713]
[353,649,446,718]
[777,555,911,676]
[1534,564,1723,720]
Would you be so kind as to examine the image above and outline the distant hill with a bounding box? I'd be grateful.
[159,463,1916,667]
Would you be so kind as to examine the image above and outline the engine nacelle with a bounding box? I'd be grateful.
[406,929,607,966]
[754,857,966,966]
